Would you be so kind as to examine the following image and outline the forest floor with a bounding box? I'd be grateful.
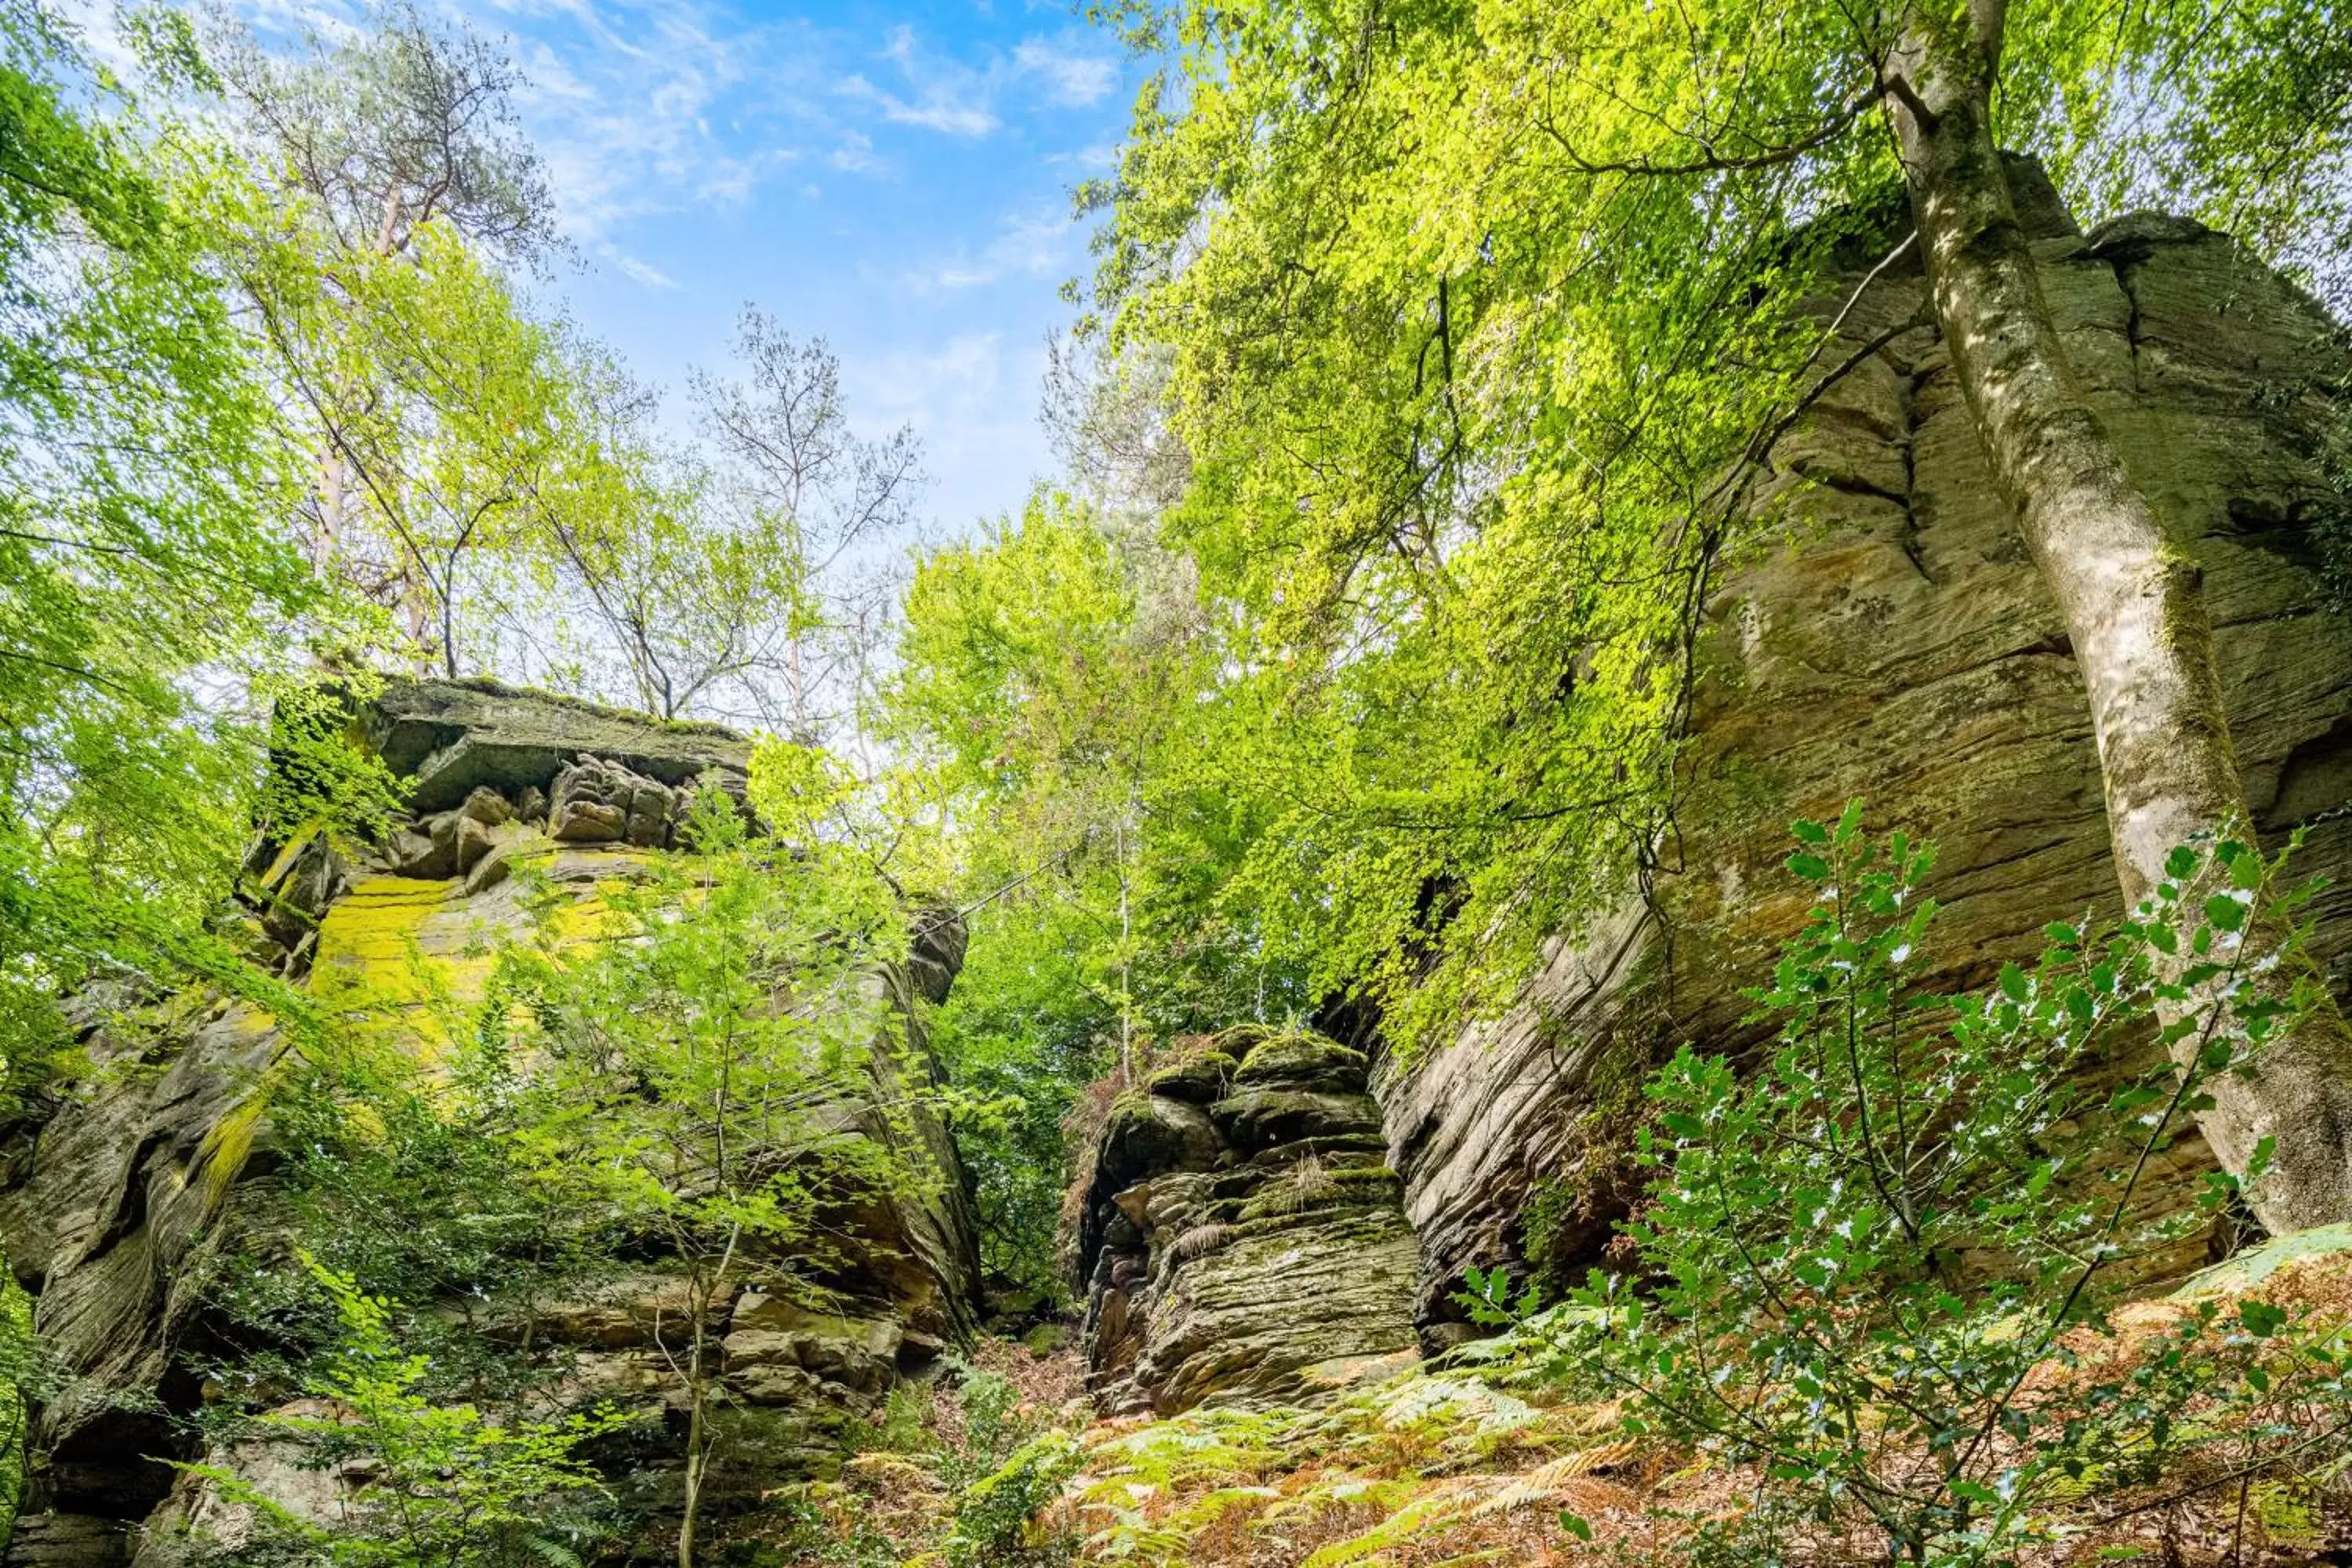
[751,1253,2352,1568]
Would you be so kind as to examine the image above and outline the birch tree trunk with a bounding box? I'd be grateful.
[1881,7,2352,1231]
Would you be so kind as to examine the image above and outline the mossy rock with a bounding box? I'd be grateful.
[1098,1093,1227,1190]
[1208,1087,1383,1155]
[368,677,751,813]
[1022,1321,1071,1356]
[2173,1222,2352,1301]
[1232,1032,1367,1090]
[1144,1050,1240,1105]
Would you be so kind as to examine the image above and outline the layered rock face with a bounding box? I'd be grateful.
[1077,1029,1421,1414]
[1381,178,2352,1340]
[0,680,982,1563]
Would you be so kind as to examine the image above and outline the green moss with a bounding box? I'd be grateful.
[315,877,461,969]
[1231,1033,1366,1087]
[1143,1051,1238,1103]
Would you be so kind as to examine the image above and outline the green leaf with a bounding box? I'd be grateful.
[1790,818,1829,844]
[2203,893,2246,932]
[1785,852,1830,882]
[2166,845,2198,880]
[1559,1510,1595,1541]
[2247,1136,2276,1180]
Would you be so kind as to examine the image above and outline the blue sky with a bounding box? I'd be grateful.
[260,0,1142,532]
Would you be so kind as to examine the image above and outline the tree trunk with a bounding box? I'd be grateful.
[1881,11,2352,1231]
[678,1323,706,1568]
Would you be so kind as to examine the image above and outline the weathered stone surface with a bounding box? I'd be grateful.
[549,754,677,847]
[364,677,750,814]
[1,1515,132,1566]
[2173,1222,2352,1302]
[1379,188,2352,1340]
[1080,1028,1421,1414]
[127,1400,364,1566]
[244,826,352,957]
[0,683,982,1557]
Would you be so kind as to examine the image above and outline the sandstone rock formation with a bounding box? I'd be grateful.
[0,680,980,1563]
[1381,173,2352,1342]
[1077,1029,1421,1414]
[364,677,753,815]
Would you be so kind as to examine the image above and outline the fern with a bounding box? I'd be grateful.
[519,1533,584,1568]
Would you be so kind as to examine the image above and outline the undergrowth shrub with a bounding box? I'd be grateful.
[942,1429,1084,1568]
[182,1259,628,1567]
[1479,804,2352,1566]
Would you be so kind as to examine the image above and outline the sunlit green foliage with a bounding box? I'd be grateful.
[1080,0,2352,1047]
[1499,812,2352,1564]
[0,0,327,1108]
[887,491,1307,1287]
[189,1259,626,1568]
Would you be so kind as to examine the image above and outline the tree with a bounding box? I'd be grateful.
[194,1260,623,1568]
[533,343,833,727]
[201,2,565,671]
[690,311,924,742]
[1087,0,2352,1224]
[499,771,927,1567]
[247,220,575,676]
[885,492,1303,1285]
[0,0,323,1072]
[891,492,1276,1058]
[1878,1,2352,1229]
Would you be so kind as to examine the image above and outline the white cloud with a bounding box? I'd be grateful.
[849,331,1051,522]
[841,25,1123,141]
[484,0,824,240]
[902,204,1080,292]
[599,245,681,290]
[843,27,1002,137]
[1045,141,1124,172]
[829,132,888,175]
[1012,39,1117,107]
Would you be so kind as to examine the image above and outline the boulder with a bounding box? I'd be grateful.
[549,756,674,847]
[364,677,750,814]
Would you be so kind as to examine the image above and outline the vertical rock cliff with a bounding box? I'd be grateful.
[1381,178,2352,1341]
[0,680,984,1563]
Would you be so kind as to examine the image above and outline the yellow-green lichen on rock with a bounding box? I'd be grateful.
[0,680,988,1551]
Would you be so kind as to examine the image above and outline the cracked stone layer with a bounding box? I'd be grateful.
[1080,1029,1422,1414]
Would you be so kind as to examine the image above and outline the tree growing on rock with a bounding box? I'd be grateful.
[1090,0,2352,1226]
[538,318,923,734]
[497,764,932,1566]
